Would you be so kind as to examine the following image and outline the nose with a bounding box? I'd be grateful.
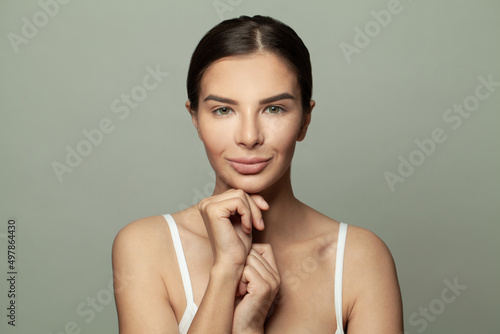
[236,112,264,148]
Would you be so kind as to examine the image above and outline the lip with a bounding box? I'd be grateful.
[228,157,271,175]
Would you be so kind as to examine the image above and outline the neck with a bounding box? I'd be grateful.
[252,168,305,244]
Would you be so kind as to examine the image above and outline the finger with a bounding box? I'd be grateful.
[246,250,280,287]
[200,189,264,232]
[250,244,280,276]
[237,281,248,297]
[249,194,268,230]
[211,197,253,234]
[240,263,265,290]
[219,190,262,233]
[228,189,256,233]
[249,194,269,211]
[243,193,266,231]
[240,262,277,301]
[248,249,276,276]
[199,189,266,234]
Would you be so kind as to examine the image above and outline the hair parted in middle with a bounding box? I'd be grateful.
[186,15,313,114]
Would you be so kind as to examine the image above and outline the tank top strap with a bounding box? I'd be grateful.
[163,214,195,305]
[334,222,348,334]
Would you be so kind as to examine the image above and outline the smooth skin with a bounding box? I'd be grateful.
[112,52,403,333]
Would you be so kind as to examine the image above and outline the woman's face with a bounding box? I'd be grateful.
[187,52,314,194]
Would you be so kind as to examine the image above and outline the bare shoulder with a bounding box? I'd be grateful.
[343,224,399,292]
[112,215,170,261]
[111,214,181,333]
[113,215,169,242]
[112,215,171,291]
[113,206,203,250]
[342,224,404,333]
[344,224,395,266]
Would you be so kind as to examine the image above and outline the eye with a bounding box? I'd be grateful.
[213,107,233,116]
[265,106,284,114]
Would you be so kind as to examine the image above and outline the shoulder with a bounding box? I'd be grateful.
[344,224,394,266]
[111,209,203,285]
[343,224,398,290]
[342,224,404,332]
[112,215,173,290]
[112,215,170,259]
[112,215,183,332]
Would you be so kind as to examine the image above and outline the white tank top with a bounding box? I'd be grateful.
[163,214,348,334]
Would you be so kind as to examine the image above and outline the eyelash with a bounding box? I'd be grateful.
[264,105,286,114]
[213,107,233,116]
[212,105,287,116]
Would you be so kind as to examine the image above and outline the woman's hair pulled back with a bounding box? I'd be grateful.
[187,15,312,114]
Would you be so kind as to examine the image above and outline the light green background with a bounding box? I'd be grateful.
[1,0,499,333]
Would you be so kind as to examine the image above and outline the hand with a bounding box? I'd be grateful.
[198,189,269,268]
[233,243,281,334]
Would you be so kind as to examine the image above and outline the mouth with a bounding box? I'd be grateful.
[227,157,271,175]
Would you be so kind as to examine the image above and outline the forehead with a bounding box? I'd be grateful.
[199,52,299,101]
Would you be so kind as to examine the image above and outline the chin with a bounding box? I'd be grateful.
[236,184,268,195]
[223,173,280,195]
[226,180,266,194]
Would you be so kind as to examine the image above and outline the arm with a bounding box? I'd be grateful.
[112,190,273,333]
[187,263,243,333]
[344,227,403,333]
[188,243,280,334]
[112,218,180,333]
[112,217,244,334]
[232,244,281,334]
[188,189,269,333]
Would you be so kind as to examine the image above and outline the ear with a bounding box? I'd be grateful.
[297,100,315,142]
[185,100,200,133]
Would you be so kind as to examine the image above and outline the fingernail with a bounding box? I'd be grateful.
[260,218,265,229]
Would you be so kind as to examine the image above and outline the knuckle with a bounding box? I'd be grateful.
[260,282,272,295]
[265,282,274,295]
[236,196,246,206]
[198,198,210,211]
[263,243,275,255]
[247,253,257,263]
[274,274,282,287]
[234,189,246,198]
[204,202,216,212]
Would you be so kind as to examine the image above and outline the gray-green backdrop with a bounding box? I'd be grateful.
[1,0,499,333]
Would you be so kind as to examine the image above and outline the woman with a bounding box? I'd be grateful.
[112,15,403,333]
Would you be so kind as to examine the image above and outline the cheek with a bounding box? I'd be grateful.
[199,120,229,156]
[267,117,302,151]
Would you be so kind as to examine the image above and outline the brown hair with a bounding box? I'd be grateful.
[186,15,313,114]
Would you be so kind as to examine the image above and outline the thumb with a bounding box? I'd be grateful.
[236,280,248,297]
[236,264,252,297]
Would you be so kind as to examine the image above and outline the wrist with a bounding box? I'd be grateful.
[210,262,244,285]
[248,330,264,334]
[234,327,264,334]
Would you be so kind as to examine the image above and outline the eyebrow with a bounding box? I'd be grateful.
[202,92,296,105]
